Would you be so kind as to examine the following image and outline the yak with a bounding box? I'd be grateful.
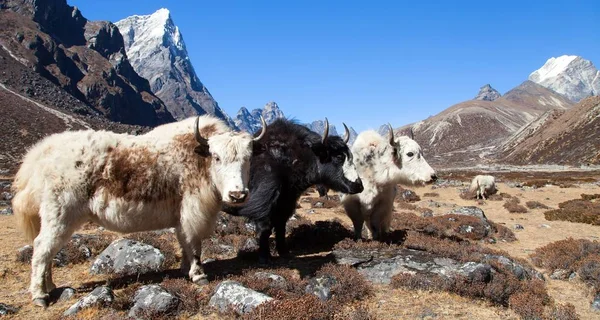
[223,118,363,263]
[12,115,265,307]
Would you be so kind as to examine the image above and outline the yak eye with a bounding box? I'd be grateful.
[406,152,414,157]
[212,153,220,162]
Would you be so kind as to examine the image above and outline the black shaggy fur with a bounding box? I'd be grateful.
[223,119,363,263]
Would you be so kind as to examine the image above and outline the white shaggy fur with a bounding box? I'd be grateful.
[11,115,255,305]
[468,175,497,200]
[341,130,436,240]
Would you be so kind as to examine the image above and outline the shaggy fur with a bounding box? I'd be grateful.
[468,175,497,200]
[12,115,256,306]
[223,119,363,263]
[341,131,437,240]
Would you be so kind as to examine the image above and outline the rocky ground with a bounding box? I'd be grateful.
[0,171,599,319]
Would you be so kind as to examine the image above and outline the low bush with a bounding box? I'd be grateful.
[526,201,550,210]
[544,196,600,225]
[503,197,527,213]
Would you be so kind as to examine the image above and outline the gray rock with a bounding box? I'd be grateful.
[63,286,114,316]
[306,209,316,214]
[540,224,551,229]
[0,207,13,215]
[239,238,259,253]
[306,275,337,301]
[482,255,544,281]
[0,303,18,315]
[550,269,571,280]
[506,182,523,188]
[313,201,324,208]
[254,272,287,289]
[514,224,524,230]
[450,206,491,235]
[400,189,419,202]
[592,292,600,311]
[333,247,492,284]
[128,285,179,319]
[569,272,578,281]
[209,280,272,314]
[90,239,164,275]
[422,211,434,218]
[1,191,13,201]
[245,223,256,233]
[58,287,76,301]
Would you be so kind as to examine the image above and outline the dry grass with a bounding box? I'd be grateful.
[544,195,600,225]
[423,192,439,197]
[526,201,551,210]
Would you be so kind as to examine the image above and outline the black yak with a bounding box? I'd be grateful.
[223,118,363,263]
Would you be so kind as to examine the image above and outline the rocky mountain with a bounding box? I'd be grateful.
[498,96,600,165]
[233,101,357,143]
[474,84,501,101]
[0,47,148,175]
[0,0,174,126]
[397,81,573,167]
[115,9,234,126]
[529,55,600,102]
[235,101,285,133]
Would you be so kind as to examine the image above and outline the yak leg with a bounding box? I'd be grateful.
[255,219,273,264]
[344,198,365,240]
[30,204,81,307]
[274,220,289,257]
[175,228,208,285]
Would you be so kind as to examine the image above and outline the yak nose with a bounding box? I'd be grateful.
[431,174,438,182]
[229,190,248,203]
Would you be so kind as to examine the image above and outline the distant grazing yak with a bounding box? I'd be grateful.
[223,118,363,263]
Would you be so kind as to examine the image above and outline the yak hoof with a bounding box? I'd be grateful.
[33,297,48,308]
[192,275,209,286]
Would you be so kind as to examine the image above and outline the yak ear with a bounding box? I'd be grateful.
[194,144,210,157]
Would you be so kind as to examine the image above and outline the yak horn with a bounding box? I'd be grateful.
[194,116,209,145]
[410,128,415,140]
[253,115,267,141]
[342,123,350,144]
[388,123,395,145]
[322,117,329,144]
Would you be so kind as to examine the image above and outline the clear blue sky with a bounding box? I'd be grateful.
[70,0,600,132]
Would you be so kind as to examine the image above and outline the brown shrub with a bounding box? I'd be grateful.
[161,278,212,316]
[530,238,600,291]
[423,192,439,197]
[526,201,550,210]
[17,233,115,266]
[315,263,373,304]
[287,220,353,253]
[503,197,527,213]
[544,197,600,225]
[389,212,515,243]
[396,201,418,211]
[508,291,546,319]
[245,294,335,320]
[545,303,580,320]
[112,283,142,311]
[128,232,179,269]
[231,268,306,300]
[581,193,600,201]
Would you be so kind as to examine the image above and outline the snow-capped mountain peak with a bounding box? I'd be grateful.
[529,55,599,102]
[115,9,236,126]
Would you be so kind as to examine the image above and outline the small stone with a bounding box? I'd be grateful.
[306,209,316,214]
[313,201,324,208]
[592,292,600,311]
[514,224,524,230]
[128,285,178,319]
[422,211,434,218]
[63,286,114,316]
[0,303,19,315]
[306,275,337,301]
[239,238,259,254]
[1,191,13,201]
[209,280,272,314]
[539,224,551,229]
[568,272,578,281]
[550,269,570,280]
[58,287,76,301]
[0,207,13,215]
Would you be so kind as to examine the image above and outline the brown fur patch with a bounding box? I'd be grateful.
[92,147,180,202]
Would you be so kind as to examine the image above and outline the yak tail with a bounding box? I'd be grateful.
[12,166,42,243]
[468,179,478,195]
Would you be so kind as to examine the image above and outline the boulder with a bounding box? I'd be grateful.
[305,275,337,300]
[90,239,164,275]
[0,303,18,315]
[209,280,272,314]
[128,285,179,319]
[58,287,76,301]
[592,292,600,312]
[63,286,113,316]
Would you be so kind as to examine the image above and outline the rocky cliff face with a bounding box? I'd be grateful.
[115,9,234,126]
[529,55,600,102]
[0,0,173,126]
